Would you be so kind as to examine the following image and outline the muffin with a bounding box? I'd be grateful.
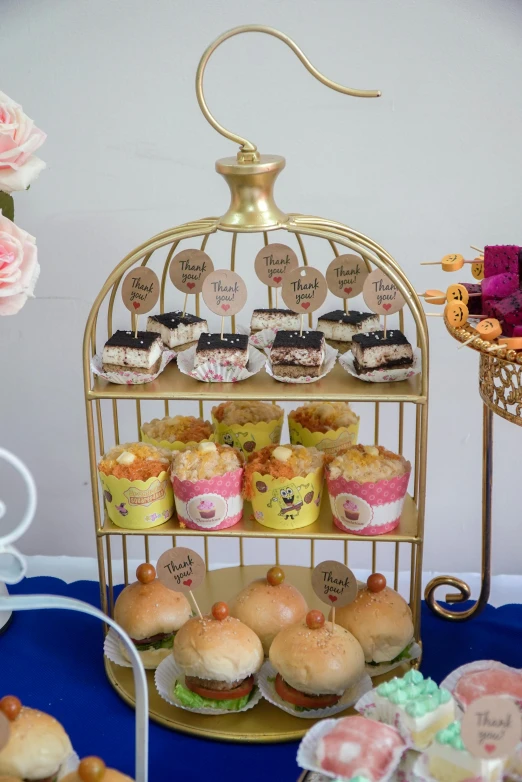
[98,443,174,529]
[244,444,324,530]
[141,414,213,451]
[326,445,411,535]
[288,401,359,455]
[170,441,243,530]
[212,401,284,457]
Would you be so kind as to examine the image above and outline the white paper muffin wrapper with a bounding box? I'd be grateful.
[365,643,422,679]
[154,655,263,715]
[91,348,176,385]
[58,751,80,780]
[264,342,338,384]
[259,661,372,720]
[104,627,132,667]
[177,344,266,383]
[298,750,421,782]
[237,324,279,349]
[506,741,522,782]
[339,348,421,384]
[297,716,409,781]
[440,659,522,709]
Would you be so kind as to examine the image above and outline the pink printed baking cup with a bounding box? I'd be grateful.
[326,468,411,535]
[171,467,243,530]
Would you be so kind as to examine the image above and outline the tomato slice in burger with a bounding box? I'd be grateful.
[185,675,255,701]
[275,673,340,709]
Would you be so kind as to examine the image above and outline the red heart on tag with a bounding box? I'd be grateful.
[187,282,195,290]
[221,304,230,312]
[183,579,192,587]
[301,302,311,310]
[484,744,496,754]
[344,287,352,295]
[132,301,140,310]
[328,595,337,602]
[273,276,282,284]
[383,303,392,311]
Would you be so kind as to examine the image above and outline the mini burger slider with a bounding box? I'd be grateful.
[0,696,72,782]
[173,601,263,711]
[332,573,414,676]
[230,566,308,655]
[114,563,191,669]
[269,610,365,711]
[61,756,133,782]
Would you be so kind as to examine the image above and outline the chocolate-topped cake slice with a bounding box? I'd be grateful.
[351,330,413,374]
[147,310,208,350]
[102,330,163,374]
[270,330,325,379]
[317,309,381,352]
[194,333,249,369]
[250,308,301,333]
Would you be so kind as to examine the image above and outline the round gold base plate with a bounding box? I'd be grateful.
[105,565,417,742]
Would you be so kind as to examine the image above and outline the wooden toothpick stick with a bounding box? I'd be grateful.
[383,315,387,338]
[470,245,484,255]
[182,292,188,317]
[343,298,348,314]
[331,606,335,633]
[458,335,477,350]
[134,316,139,339]
[220,316,225,340]
[299,314,304,336]
[189,590,203,619]
[275,287,279,308]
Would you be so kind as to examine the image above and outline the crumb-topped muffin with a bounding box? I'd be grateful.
[328,445,410,482]
[98,442,171,481]
[212,400,284,426]
[244,444,323,499]
[171,441,242,482]
[142,415,212,444]
[289,402,359,433]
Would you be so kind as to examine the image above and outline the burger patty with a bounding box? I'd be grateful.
[185,675,246,692]
[26,775,57,782]
[131,631,171,646]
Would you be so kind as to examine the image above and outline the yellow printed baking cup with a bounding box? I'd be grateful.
[141,430,214,453]
[288,418,359,456]
[249,467,324,530]
[99,470,174,529]
[211,415,283,457]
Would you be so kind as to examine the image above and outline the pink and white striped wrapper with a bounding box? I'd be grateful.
[171,467,243,531]
[326,468,411,536]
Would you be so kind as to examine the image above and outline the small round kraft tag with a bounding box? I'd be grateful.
[156,546,205,593]
[202,270,247,316]
[461,695,522,760]
[121,267,160,314]
[254,243,299,287]
[326,254,368,299]
[281,266,327,314]
[311,560,358,608]
[363,269,405,316]
[169,249,214,294]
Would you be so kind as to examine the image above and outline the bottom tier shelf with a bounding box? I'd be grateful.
[104,564,419,743]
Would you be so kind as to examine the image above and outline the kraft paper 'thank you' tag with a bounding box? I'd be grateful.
[461,695,522,759]
[281,266,328,314]
[156,546,205,593]
[363,268,405,316]
[254,243,299,287]
[121,267,160,314]
[311,559,358,608]
[202,270,248,317]
[326,254,368,299]
[169,248,214,295]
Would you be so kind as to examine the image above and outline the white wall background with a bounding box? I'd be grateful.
[1,0,521,578]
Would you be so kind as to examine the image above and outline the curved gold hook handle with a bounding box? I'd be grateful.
[196,25,381,158]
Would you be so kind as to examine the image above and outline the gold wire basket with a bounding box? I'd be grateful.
[82,25,429,742]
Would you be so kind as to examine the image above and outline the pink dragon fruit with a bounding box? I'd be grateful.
[461,282,482,315]
[493,290,522,326]
[482,272,519,301]
[484,245,520,277]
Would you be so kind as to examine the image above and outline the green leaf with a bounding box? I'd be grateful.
[173,680,255,711]
[0,191,14,222]
[135,633,174,651]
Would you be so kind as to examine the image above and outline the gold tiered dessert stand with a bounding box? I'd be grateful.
[425,321,521,621]
[82,25,429,742]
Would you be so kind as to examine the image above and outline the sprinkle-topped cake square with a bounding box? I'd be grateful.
[426,721,505,782]
[270,330,325,379]
[317,310,381,351]
[147,311,208,350]
[194,333,249,368]
[102,330,163,374]
[250,308,301,332]
[351,330,413,374]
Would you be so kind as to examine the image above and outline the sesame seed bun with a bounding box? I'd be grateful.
[269,622,365,695]
[0,707,72,780]
[173,615,264,684]
[61,770,134,782]
[114,578,191,669]
[229,579,308,655]
[332,585,414,674]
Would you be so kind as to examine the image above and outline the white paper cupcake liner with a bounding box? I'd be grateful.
[339,348,421,384]
[297,716,409,781]
[154,655,263,715]
[177,344,266,383]
[410,753,437,782]
[58,751,80,780]
[298,750,421,782]
[506,741,522,782]
[365,643,422,679]
[440,659,522,709]
[91,348,176,385]
[104,627,132,667]
[264,342,338,384]
[237,324,279,349]
[259,661,372,720]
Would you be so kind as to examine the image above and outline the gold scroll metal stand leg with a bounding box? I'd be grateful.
[425,404,492,621]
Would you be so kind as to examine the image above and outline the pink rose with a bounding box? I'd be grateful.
[0,214,39,316]
[0,91,46,193]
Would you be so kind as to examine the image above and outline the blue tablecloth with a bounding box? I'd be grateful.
[1,577,522,781]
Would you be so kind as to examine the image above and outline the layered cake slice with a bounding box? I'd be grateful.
[102,331,163,373]
[194,333,249,369]
[147,311,208,351]
[317,310,381,352]
[351,330,413,374]
[426,721,505,782]
[270,330,325,379]
[250,308,301,333]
